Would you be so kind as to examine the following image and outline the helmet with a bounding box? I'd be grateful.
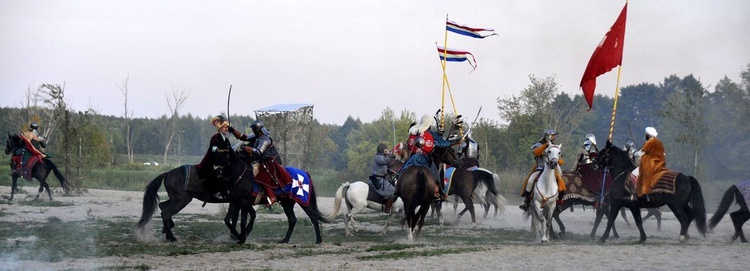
[583,134,597,152]
[29,122,39,131]
[542,129,558,142]
[645,127,658,138]
[250,120,264,133]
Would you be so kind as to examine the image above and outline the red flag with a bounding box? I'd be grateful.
[580,3,627,110]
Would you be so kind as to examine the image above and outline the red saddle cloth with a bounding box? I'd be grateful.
[11,155,41,180]
[254,161,293,203]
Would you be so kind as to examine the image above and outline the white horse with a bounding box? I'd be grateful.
[523,143,562,243]
[328,181,404,236]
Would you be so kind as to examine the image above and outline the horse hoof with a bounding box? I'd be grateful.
[679,235,689,243]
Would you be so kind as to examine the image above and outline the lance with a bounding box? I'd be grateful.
[226,85,232,125]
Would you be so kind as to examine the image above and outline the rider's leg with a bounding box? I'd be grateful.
[520,171,540,210]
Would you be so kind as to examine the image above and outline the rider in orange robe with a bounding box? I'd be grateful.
[637,127,669,197]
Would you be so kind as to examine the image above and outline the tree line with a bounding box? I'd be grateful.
[2,63,748,189]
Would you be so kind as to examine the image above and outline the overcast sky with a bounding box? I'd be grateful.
[1,1,749,125]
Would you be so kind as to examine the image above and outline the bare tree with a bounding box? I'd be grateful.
[119,75,134,164]
[163,87,188,165]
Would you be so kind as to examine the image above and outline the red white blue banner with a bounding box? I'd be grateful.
[437,45,477,71]
[446,20,497,39]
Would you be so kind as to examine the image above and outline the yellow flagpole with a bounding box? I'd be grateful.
[608,65,623,141]
[440,14,449,131]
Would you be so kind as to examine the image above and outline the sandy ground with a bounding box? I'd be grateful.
[0,186,747,271]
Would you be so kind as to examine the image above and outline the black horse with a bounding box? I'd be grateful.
[223,152,330,244]
[137,151,330,244]
[708,181,750,242]
[596,140,707,243]
[4,133,69,200]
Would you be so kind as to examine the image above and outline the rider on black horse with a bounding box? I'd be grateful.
[196,115,235,200]
[13,122,48,178]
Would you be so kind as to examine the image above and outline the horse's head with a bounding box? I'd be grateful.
[5,133,21,155]
[544,143,562,168]
[597,140,633,173]
[431,145,458,167]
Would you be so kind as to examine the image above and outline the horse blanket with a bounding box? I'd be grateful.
[625,170,678,196]
[734,180,750,207]
[562,170,596,202]
[253,166,311,207]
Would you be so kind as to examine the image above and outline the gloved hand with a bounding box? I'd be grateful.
[227,126,235,133]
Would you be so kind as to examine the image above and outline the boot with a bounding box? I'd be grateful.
[383,197,396,214]
[519,193,531,211]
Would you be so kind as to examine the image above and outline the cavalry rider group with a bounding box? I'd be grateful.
[196,115,283,202]
[518,126,669,210]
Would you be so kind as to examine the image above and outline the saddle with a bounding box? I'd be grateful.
[561,170,596,202]
[254,161,293,204]
[11,155,42,180]
[626,170,679,196]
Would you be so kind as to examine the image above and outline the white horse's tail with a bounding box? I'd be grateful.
[328,182,351,221]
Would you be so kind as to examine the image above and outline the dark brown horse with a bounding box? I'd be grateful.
[708,181,750,242]
[596,140,707,243]
[4,133,69,200]
[396,164,439,240]
[430,146,504,227]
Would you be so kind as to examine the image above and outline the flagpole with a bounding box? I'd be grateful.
[608,63,623,141]
[440,14,449,132]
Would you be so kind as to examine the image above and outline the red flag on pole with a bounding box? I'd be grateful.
[580,3,627,110]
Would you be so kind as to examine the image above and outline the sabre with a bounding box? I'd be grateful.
[462,106,482,140]
[226,85,232,125]
[628,122,640,147]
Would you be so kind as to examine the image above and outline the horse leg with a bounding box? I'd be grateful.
[598,205,622,244]
[415,203,431,238]
[10,175,18,201]
[629,206,647,243]
[654,209,663,232]
[729,210,750,242]
[279,200,298,244]
[159,198,189,241]
[224,201,244,243]
[299,204,323,245]
[457,196,477,228]
[620,208,631,228]
[552,208,565,239]
[590,207,603,240]
[43,181,53,201]
[244,205,257,239]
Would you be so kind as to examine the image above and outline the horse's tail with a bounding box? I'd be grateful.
[137,173,166,229]
[45,159,70,194]
[308,178,332,224]
[411,170,427,208]
[328,182,351,221]
[491,173,507,214]
[708,185,739,230]
[689,176,708,236]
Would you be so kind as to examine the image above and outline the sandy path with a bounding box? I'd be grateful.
[0,187,747,270]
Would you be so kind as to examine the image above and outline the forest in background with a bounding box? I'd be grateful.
[1,63,749,204]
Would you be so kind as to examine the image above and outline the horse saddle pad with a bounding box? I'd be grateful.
[366,186,387,204]
[561,170,596,202]
[626,170,679,195]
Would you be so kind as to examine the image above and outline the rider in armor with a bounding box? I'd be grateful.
[234,120,285,204]
[397,114,456,200]
[519,129,567,211]
[369,143,397,213]
[573,133,598,171]
[16,122,48,176]
[635,127,668,199]
[197,115,235,200]
[458,133,479,169]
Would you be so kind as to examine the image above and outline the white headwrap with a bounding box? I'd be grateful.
[409,114,435,135]
[645,127,658,138]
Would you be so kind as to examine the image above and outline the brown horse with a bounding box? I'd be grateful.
[396,164,439,241]
[430,146,503,227]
